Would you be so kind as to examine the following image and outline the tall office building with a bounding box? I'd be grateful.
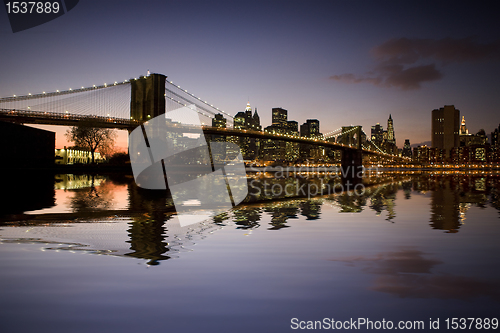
[386,114,395,145]
[253,108,261,131]
[432,105,460,157]
[402,139,412,158]
[212,113,226,128]
[460,116,469,135]
[371,123,384,146]
[272,108,288,127]
[300,119,321,138]
[210,113,227,150]
[232,102,261,160]
[299,119,323,160]
[234,102,261,131]
[491,124,500,147]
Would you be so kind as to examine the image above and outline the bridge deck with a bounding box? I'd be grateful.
[0,108,389,156]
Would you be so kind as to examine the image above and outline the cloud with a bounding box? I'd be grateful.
[330,247,500,300]
[329,73,382,85]
[372,37,500,65]
[331,37,500,90]
[330,64,442,90]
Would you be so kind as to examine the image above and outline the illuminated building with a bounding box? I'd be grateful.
[55,147,104,164]
[272,107,288,127]
[262,108,289,161]
[413,145,430,164]
[210,113,227,148]
[460,116,469,135]
[299,119,323,160]
[261,107,303,162]
[300,119,321,138]
[386,114,395,145]
[370,123,384,147]
[382,114,397,154]
[212,113,226,128]
[232,102,261,160]
[285,121,300,161]
[262,124,286,161]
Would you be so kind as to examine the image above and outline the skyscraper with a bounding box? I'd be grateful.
[232,102,261,159]
[370,123,384,146]
[299,119,323,160]
[386,114,395,145]
[432,105,460,157]
[253,108,262,131]
[233,102,261,131]
[460,116,469,135]
[491,124,500,147]
[212,113,226,128]
[272,108,288,127]
[402,139,412,158]
[300,119,321,138]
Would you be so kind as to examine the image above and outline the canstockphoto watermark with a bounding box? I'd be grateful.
[247,164,373,199]
[128,104,248,227]
[246,164,375,179]
[249,178,366,199]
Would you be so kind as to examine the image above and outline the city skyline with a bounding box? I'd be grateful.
[1,0,499,150]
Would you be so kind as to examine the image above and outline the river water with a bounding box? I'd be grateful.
[1,171,499,332]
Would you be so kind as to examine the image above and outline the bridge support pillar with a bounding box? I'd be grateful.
[130,73,167,122]
[341,149,363,186]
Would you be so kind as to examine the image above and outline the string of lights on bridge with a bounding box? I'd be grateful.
[164,95,216,120]
[166,80,233,120]
[0,80,131,103]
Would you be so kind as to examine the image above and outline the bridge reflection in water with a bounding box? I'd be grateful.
[1,172,500,265]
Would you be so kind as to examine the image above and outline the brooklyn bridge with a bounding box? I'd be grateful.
[0,73,403,171]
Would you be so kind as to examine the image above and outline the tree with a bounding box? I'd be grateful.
[66,121,117,164]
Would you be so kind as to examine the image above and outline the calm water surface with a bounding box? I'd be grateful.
[1,172,499,332]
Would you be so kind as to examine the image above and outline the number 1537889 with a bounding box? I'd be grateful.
[5,2,60,14]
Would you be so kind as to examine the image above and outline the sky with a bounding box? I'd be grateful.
[1,0,500,150]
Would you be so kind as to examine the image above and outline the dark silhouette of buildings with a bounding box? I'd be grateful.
[0,121,55,168]
[492,124,500,147]
[402,139,412,158]
[432,105,460,159]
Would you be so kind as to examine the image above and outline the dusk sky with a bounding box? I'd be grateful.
[2,0,499,150]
